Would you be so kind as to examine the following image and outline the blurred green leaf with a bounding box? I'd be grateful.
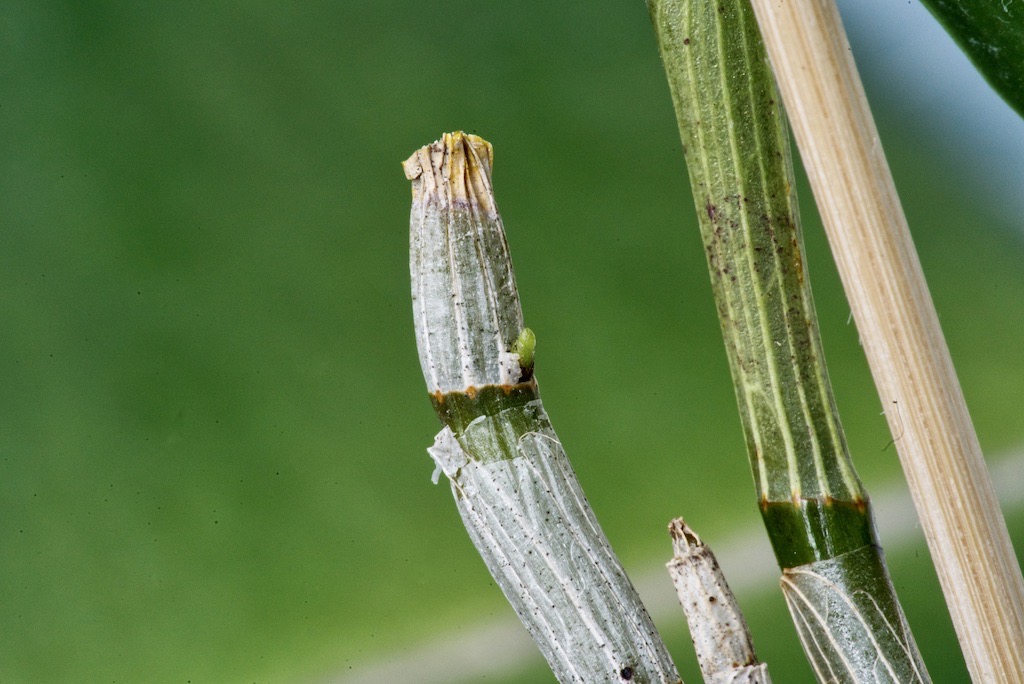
[918,0,1024,117]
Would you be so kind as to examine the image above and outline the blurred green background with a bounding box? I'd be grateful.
[3,1,1023,682]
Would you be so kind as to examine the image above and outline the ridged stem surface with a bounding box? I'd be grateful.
[406,133,681,684]
[746,0,1024,680]
[648,1,929,680]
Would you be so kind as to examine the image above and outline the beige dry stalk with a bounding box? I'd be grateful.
[745,0,1024,680]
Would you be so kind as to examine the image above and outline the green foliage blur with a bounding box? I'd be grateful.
[3,1,1023,681]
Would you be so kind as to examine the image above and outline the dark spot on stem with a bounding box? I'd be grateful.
[619,666,634,680]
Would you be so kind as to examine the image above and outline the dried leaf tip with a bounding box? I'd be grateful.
[668,518,702,557]
[403,132,496,214]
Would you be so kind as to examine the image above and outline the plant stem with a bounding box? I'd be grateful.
[648,0,929,679]
[405,132,682,684]
[746,0,1024,680]
[667,520,772,684]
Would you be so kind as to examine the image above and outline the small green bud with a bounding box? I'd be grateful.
[513,327,536,374]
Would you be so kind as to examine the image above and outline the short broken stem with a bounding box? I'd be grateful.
[667,519,771,684]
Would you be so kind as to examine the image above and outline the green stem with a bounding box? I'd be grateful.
[648,1,929,680]
[406,133,681,684]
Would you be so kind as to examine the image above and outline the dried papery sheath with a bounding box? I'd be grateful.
[667,519,771,684]
[406,132,681,684]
